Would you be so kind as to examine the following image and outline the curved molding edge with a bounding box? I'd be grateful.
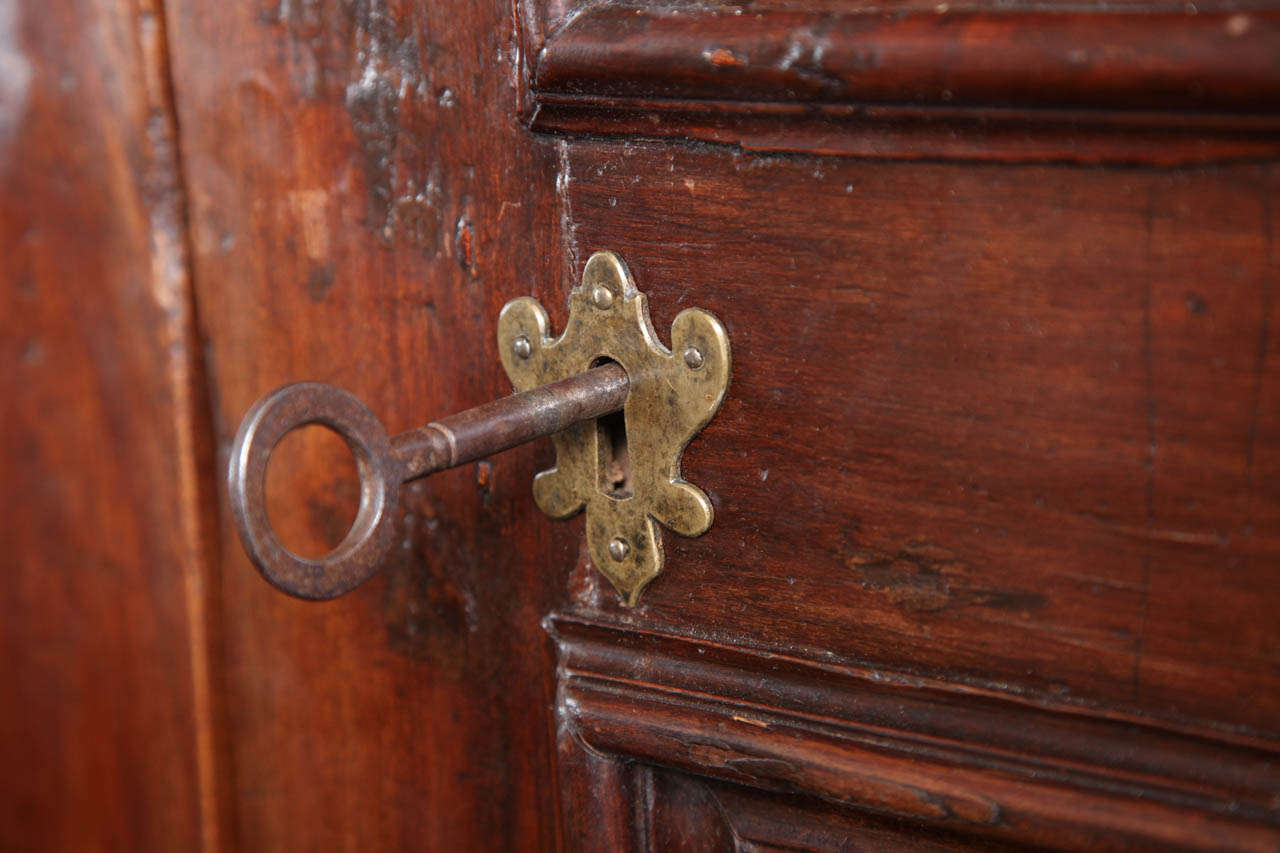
[524,4,1280,164]
[549,613,1280,852]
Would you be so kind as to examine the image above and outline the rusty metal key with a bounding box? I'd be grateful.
[227,364,629,600]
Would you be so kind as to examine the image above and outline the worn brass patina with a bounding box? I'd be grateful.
[498,251,731,605]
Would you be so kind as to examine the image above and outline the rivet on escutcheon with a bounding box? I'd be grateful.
[512,335,532,359]
[608,537,630,561]
[683,347,704,369]
[591,285,614,310]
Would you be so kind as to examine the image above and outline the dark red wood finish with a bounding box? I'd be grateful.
[5,0,1278,848]
[543,134,1280,847]
[555,143,1280,739]
[525,4,1280,163]
[163,0,571,847]
[0,0,224,848]
[529,2,1280,848]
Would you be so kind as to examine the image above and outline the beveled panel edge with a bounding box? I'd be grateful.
[524,3,1280,164]
[548,613,1280,852]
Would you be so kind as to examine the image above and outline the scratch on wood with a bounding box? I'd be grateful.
[455,212,475,277]
[702,47,746,68]
[1091,519,1229,546]
[557,139,579,280]
[497,199,523,222]
[846,541,1045,615]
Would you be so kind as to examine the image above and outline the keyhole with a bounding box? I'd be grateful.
[593,358,632,499]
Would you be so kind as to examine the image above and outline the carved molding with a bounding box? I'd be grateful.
[549,614,1280,851]
[520,2,1280,163]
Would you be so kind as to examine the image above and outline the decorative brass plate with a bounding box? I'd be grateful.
[498,251,731,605]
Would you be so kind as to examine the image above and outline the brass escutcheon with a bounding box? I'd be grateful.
[498,251,731,605]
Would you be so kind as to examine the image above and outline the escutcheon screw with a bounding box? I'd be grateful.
[591,286,614,310]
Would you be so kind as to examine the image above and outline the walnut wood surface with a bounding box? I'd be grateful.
[556,139,1280,743]
[163,0,571,847]
[552,616,1280,850]
[538,7,1280,110]
[6,0,1278,848]
[526,2,1280,163]
[0,0,224,849]
[544,136,1280,845]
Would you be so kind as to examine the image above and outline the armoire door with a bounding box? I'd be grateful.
[6,0,1276,848]
[164,0,1280,848]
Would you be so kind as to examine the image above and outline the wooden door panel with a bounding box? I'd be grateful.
[157,0,1280,848]
[551,616,1279,850]
[164,0,570,847]
[0,0,226,849]
[524,2,1280,848]
[6,0,1277,847]
[555,140,1280,740]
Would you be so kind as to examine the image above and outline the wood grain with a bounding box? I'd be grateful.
[151,0,1280,847]
[552,615,1280,851]
[0,0,224,848]
[8,0,1278,845]
[526,3,1280,163]
[538,7,1280,110]
[556,139,1280,741]
[163,0,573,846]
[669,772,1037,852]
